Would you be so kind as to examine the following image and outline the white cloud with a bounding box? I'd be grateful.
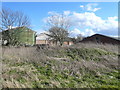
[48,11,71,16]
[92,8,101,12]
[70,28,83,37]
[71,12,104,28]
[80,5,84,8]
[48,11,58,15]
[84,29,95,36]
[108,16,118,21]
[80,3,101,12]
[64,11,71,15]
[71,12,118,36]
[44,11,118,37]
[86,3,101,12]
[70,28,95,37]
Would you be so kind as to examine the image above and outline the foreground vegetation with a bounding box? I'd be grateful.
[1,43,119,88]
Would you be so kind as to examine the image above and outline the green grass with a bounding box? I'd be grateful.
[2,45,119,88]
[65,47,118,61]
[3,60,119,88]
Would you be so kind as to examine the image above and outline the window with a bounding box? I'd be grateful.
[96,37,100,43]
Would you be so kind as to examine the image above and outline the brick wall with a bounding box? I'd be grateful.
[36,40,48,44]
[36,40,74,46]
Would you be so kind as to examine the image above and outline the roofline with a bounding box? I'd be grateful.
[2,26,36,33]
[92,34,120,41]
[83,34,120,41]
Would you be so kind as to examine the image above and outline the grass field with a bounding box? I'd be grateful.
[1,43,119,88]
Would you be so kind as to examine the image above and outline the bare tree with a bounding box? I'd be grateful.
[0,8,31,46]
[76,34,83,41]
[46,13,72,29]
[0,8,30,30]
[45,13,72,46]
[0,8,17,30]
[15,11,30,28]
[47,27,69,46]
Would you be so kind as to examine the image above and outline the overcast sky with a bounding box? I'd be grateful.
[2,2,118,37]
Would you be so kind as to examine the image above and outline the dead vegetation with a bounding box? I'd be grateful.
[0,43,119,88]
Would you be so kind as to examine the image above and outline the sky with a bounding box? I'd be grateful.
[2,2,118,37]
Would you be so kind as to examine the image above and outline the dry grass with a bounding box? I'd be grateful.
[73,42,118,54]
[1,43,119,88]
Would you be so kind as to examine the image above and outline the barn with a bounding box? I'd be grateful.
[36,33,74,46]
[80,34,120,45]
[2,27,36,46]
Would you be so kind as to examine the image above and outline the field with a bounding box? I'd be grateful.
[0,43,119,88]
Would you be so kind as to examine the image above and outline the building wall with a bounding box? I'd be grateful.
[36,33,74,46]
[63,41,74,45]
[36,40,57,45]
[18,28,36,45]
[36,40,48,44]
[36,40,74,46]
[2,27,36,45]
[69,42,74,45]
[64,42,69,45]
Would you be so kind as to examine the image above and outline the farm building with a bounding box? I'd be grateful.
[2,27,36,46]
[36,33,74,46]
[36,33,49,45]
[80,34,120,45]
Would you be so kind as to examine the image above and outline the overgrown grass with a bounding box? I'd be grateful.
[1,43,119,88]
